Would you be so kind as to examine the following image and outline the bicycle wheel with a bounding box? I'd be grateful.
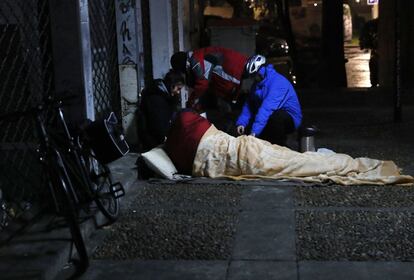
[51,155,89,272]
[59,145,120,225]
[86,154,119,223]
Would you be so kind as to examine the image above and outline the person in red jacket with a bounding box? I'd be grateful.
[164,110,212,175]
[170,47,248,111]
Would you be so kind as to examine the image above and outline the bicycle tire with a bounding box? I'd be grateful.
[59,147,120,225]
[86,155,119,223]
[52,155,89,272]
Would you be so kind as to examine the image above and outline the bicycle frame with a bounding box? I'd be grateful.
[33,102,91,208]
[25,100,90,270]
[0,95,123,273]
[46,100,124,222]
[54,106,95,203]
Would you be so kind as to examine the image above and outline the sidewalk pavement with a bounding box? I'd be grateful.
[81,180,414,280]
[80,96,414,279]
[2,88,414,280]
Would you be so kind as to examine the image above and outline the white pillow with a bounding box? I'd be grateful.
[141,146,177,179]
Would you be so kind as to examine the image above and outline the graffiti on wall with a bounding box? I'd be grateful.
[116,0,137,65]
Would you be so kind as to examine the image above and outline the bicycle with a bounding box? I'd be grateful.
[0,94,127,273]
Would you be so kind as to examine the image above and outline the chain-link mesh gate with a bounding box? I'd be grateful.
[89,0,121,120]
[0,0,53,235]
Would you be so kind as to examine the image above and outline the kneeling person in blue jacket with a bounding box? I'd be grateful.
[236,55,302,146]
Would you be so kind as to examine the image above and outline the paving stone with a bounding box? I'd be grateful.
[127,183,243,210]
[94,209,238,260]
[227,261,297,280]
[299,261,414,280]
[295,185,414,208]
[296,210,414,261]
[241,186,294,210]
[80,260,228,280]
[232,210,296,261]
[93,183,243,260]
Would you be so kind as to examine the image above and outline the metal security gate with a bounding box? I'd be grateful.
[0,0,53,115]
[89,0,121,120]
[0,0,53,231]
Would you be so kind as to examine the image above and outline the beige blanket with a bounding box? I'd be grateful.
[193,125,414,186]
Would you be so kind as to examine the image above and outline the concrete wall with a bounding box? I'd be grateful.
[177,0,185,50]
[49,0,94,123]
[115,0,146,147]
[378,0,413,85]
[113,0,191,147]
[181,0,202,50]
[400,1,414,94]
[149,0,174,79]
[182,0,192,50]
[378,0,395,89]
[377,0,414,105]
[111,0,204,148]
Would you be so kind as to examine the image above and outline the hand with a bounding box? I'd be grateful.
[250,133,256,137]
[237,125,245,135]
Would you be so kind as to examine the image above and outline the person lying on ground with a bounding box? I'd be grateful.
[236,55,302,147]
[136,70,185,152]
[164,111,413,186]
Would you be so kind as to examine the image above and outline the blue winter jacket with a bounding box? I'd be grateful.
[236,65,302,136]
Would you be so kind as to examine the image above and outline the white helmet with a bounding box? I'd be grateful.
[246,55,266,74]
